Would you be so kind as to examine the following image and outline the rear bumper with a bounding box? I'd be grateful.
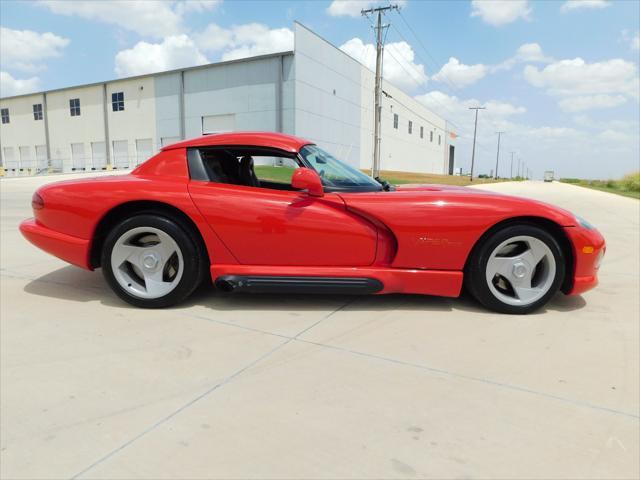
[564,226,605,296]
[19,218,91,269]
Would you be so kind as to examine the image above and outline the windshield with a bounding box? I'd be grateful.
[300,145,382,190]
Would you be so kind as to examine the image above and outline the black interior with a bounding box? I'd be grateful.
[190,147,300,191]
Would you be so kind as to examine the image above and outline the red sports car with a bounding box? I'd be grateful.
[20,132,605,314]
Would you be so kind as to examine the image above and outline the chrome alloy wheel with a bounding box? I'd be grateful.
[110,226,184,299]
[485,235,556,307]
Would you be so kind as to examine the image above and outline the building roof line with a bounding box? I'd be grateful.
[0,50,294,101]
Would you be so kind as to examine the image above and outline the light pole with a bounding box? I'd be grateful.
[494,131,504,179]
[469,106,485,181]
[510,151,515,179]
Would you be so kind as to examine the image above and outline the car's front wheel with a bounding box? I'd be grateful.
[101,214,204,308]
[465,224,565,314]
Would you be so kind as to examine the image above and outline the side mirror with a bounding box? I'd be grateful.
[291,168,324,197]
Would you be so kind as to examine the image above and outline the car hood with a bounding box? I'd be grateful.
[342,183,578,228]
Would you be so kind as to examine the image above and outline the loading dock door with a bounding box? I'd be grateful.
[135,138,153,166]
[448,145,455,175]
[113,140,129,169]
[202,114,235,135]
[19,146,33,171]
[71,143,86,170]
[161,136,181,147]
[91,142,107,170]
[35,145,47,171]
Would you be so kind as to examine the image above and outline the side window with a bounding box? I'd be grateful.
[253,156,299,186]
[193,148,301,191]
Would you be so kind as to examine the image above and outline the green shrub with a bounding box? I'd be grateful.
[621,172,640,192]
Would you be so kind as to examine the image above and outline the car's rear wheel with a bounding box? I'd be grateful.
[101,214,204,308]
[465,224,565,314]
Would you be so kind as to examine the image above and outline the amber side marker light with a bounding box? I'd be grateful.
[31,192,44,210]
[582,246,595,254]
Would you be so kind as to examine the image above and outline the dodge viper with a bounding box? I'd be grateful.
[20,132,605,314]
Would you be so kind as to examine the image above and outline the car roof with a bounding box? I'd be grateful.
[161,131,314,153]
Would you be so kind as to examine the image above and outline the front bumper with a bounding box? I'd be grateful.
[563,226,605,295]
[20,218,91,269]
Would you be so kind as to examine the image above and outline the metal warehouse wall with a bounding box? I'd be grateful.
[0,23,452,176]
[294,22,452,174]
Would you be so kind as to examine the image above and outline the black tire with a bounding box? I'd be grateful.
[101,213,205,308]
[464,223,565,314]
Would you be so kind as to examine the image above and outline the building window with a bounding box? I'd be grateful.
[33,104,43,121]
[408,121,413,134]
[438,134,442,145]
[69,98,81,116]
[430,130,433,142]
[420,126,424,139]
[393,113,398,129]
[111,92,124,111]
[1,108,9,124]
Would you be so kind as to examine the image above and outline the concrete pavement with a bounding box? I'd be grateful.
[1,175,638,479]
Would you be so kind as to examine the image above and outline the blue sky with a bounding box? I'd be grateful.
[1,0,638,179]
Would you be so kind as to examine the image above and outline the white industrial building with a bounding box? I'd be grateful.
[0,23,455,176]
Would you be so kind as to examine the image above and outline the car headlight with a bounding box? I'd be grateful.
[575,215,595,230]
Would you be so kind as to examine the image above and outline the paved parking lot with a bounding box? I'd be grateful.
[1,174,638,479]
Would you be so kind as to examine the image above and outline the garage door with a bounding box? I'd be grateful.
[71,143,86,170]
[3,147,17,172]
[135,138,153,166]
[19,146,33,170]
[91,142,107,170]
[35,145,47,171]
[202,114,235,135]
[112,140,129,169]
[161,136,181,147]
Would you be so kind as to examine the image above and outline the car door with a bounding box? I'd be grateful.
[188,154,378,267]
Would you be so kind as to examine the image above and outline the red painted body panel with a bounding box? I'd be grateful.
[161,131,312,153]
[188,182,378,266]
[564,226,606,295]
[340,187,577,271]
[18,132,604,299]
[20,218,90,268]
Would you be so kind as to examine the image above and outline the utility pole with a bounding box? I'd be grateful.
[517,158,521,178]
[468,106,485,181]
[494,131,504,179]
[362,4,399,178]
[510,151,515,179]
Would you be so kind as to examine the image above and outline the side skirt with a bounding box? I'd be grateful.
[210,265,463,297]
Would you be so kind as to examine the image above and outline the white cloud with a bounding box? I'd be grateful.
[432,57,488,87]
[340,38,427,91]
[38,0,219,38]
[0,27,69,72]
[327,0,406,17]
[415,91,525,133]
[114,35,208,77]
[219,24,294,61]
[621,30,640,51]
[558,94,627,112]
[633,33,640,51]
[174,0,221,15]
[414,90,639,179]
[470,0,532,26]
[560,0,611,13]
[0,71,40,97]
[495,43,553,71]
[524,58,639,99]
[194,23,293,60]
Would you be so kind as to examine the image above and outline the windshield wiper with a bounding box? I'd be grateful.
[374,176,393,191]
